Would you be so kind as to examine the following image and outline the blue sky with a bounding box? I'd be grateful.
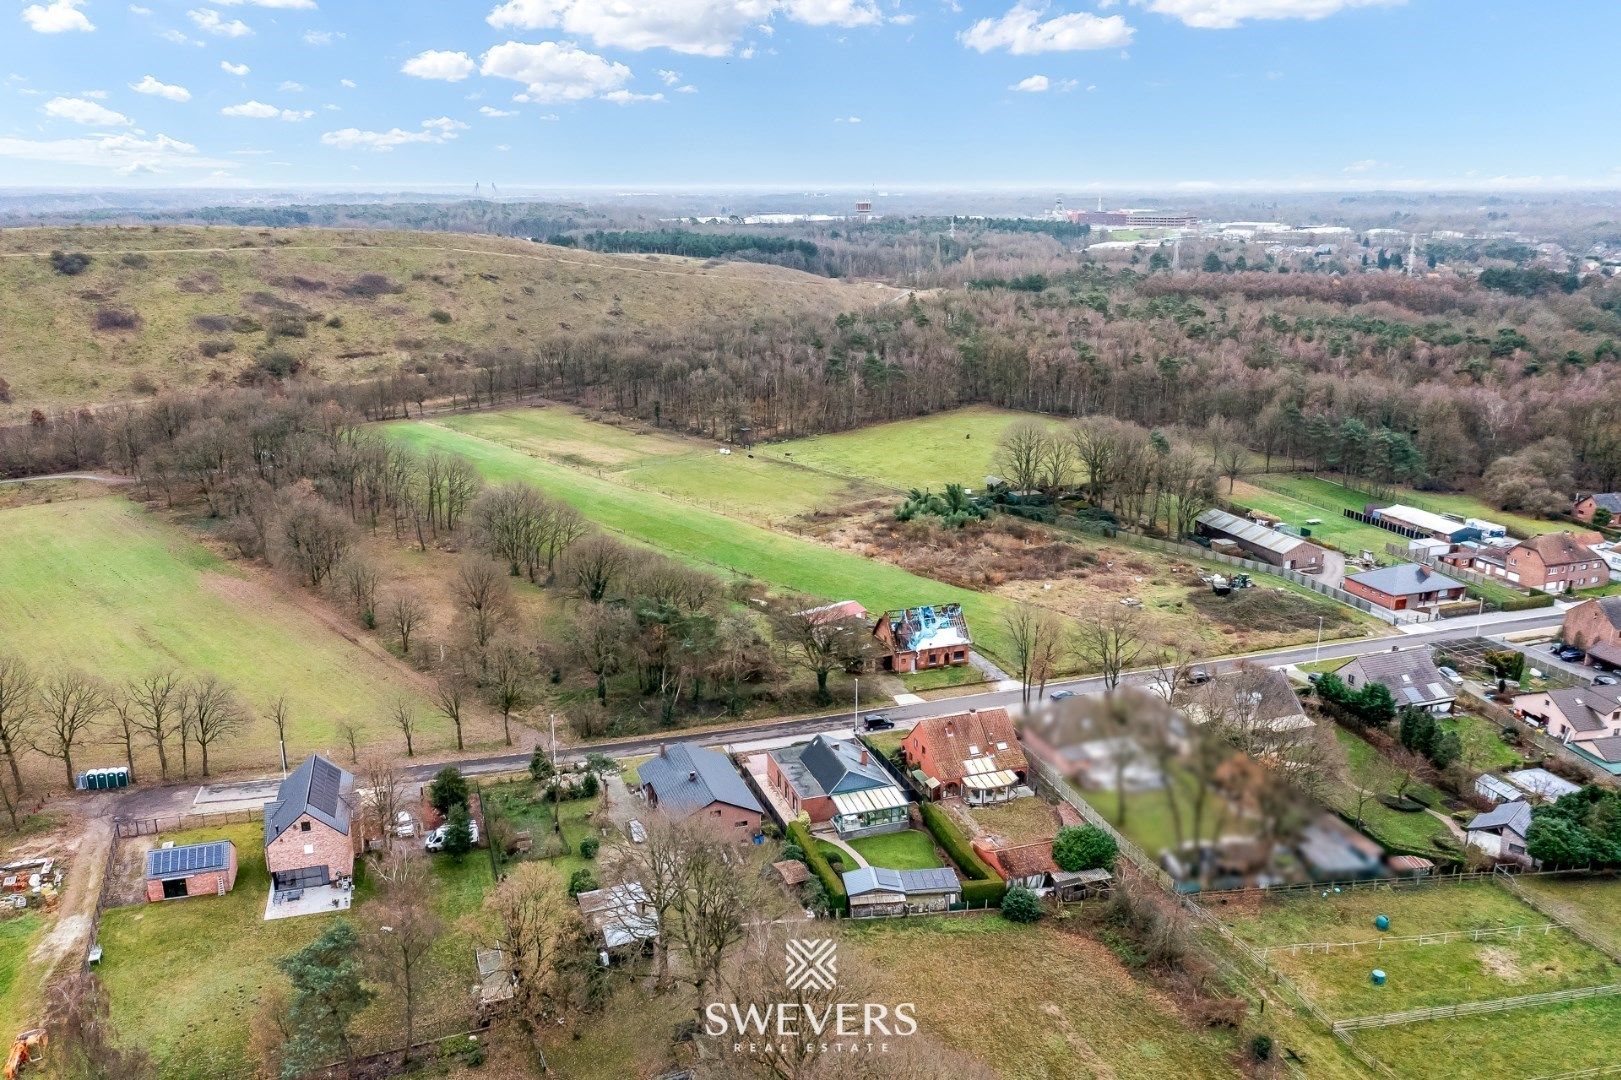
[1,0,1616,190]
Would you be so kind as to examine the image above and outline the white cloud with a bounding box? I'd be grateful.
[320,116,467,151]
[1133,0,1401,29]
[0,131,230,174]
[480,40,631,102]
[340,77,356,88]
[79,89,108,98]
[129,4,152,14]
[961,3,1134,53]
[302,28,339,44]
[131,75,192,101]
[676,83,697,92]
[1343,158,1384,173]
[834,114,860,122]
[44,96,131,125]
[221,99,313,120]
[230,147,273,154]
[189,8,252,36]
[656,68,681,85]
[1010,74,1049,91]
[495,143,510,151]
[485,0,880,57]
[478,105,517,117]
[402,49,476,82]
[160,28,198,44]
[278,80,304,92]
[22,0,94,32]
[220,60,250,75]
[215,0,317,7]
[601,89,664,104]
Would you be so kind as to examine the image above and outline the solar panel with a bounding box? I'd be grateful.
[308,757,341,815]
[146,841,230,878]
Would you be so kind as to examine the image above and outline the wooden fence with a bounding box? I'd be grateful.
[1333,982,1621,1031]
[113,806,264,838]
[1258,923,1559,959]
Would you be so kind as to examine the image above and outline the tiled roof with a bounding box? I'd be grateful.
[1467,800,1532,836]
[1586,493,1621,513]
[1518,532,1600,567]
[265,754,352,847]
[903,708,1025,784]
[1582,596,1621,633]
[639,742,763,817]
[1540,687,1621,734]
[1345,650,1455,706]
[990,841,1058,878]
[771,734,893,800]
[793,600,869,626]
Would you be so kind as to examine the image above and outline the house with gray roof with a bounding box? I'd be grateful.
[1339,650,1455,714]
[842,866,961,916]
[263,754,356,894]
[639,742,764,843]
[766,734,907,838]
[1345,563,1467,612]
[1465,800,1534,863]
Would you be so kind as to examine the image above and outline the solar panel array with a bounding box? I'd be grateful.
[146,841,230,878]
[308,756,343,816]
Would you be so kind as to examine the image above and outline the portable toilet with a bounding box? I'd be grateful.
[110,766,130,789]
[1370,969,1387,986]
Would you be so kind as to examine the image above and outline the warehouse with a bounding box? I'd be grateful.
[1194,508,1326,572]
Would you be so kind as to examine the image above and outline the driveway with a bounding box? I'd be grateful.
[1319,549,1347,589]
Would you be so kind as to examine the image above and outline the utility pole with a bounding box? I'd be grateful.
[1314,615,1324,663]
[853,677,860,730]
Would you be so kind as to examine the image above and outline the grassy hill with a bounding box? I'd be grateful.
[0,226,892,419]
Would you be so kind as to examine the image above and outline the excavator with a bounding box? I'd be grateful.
[3,1029,46,1080]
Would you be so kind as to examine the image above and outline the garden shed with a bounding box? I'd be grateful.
[144,840,237,902]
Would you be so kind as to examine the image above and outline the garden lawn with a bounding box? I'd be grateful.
[900,665,987,692]
[1328,729,1453,858]
[844,917,1240,1079]
[847,829,944,870]
[0,497,448,777]
[483,782,605,880]
[0,912,48,1035]
[1350,994,1621,1080]
[1440,713,1523,772]
[100,822,494,1080]
[1079,771,1228,860]
[385,417,1030,665]
[760,406,1053,492]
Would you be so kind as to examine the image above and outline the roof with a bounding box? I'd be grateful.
[1517,532,1601,567]
[830,785,907,817]
[1578,596,1621,634]
[1344,651,1455,707]
[264,754,352,847]
[1188,669,1311,730]
[474,948,516,1004]
[1588,641,1621,668]
[145,840,233,879]
[773,860,811,887]
[1347,563,1465,597]
[880,604,972,654]
[1505,768,1581,801]
[639,742,763,818]
[991,841,1059,879]
[1195,508,1318,557]
[1584,493,1621,513]
[1467,800,1532,836]
[792,600,869,626]
[771,734,894,801]
[1526,686,1621,734]
[902,708,1026,784]
[1585,735,1621,763]
[1475,774,1522,802]
[1296,817,1384,876]
[577,883,659,949]
[842,866,961,897]
[1387,855,1435,873]
[1376,504,1467,537]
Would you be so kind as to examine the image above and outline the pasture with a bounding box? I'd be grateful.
[383,417,1031,665]
[761,406,1050,491]
[0,497,469,780]
[0,911,48,1036]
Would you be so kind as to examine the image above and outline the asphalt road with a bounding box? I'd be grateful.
[168,605,1569,811]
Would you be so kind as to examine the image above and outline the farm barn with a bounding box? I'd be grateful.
[144,840,238,902]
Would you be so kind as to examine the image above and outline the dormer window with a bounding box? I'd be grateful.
[968,744,980,756]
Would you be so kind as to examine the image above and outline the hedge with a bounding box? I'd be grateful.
[919,801,1006,904]
[787,821,847,913]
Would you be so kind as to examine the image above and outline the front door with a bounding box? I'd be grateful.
[162,878,188,899]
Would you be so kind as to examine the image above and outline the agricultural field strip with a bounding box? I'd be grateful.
[1257,922,1563,957]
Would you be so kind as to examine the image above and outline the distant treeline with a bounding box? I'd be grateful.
[559,229,820,261]
[14,200,613,240]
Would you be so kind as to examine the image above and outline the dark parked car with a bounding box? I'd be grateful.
[1559,648,1585,662]
[862,714,895,731]
[1595,675,1618,687]
[1185,668,1213,685]
[1049,689,1078,700]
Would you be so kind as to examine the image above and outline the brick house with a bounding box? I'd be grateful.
[639,742,764,842]
[901,707,1028,804]
[1343,563,1467,611]
[1498,532,1608,593]
[1574,493,1621,524]
[1564,596,1621,670]
[973,839,1059,892]
[1194,508,1327,572]
[765,734,907,837]
[1512,686,1621,768]
[872,604,972,674]
[144,839,237,902]
[264,754,357,894]
[1338,650,1455,715]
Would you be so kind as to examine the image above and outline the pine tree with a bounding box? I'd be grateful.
[277,920,376,1079]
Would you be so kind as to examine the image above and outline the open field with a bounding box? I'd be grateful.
[1349,993,1621,1080]
[384,416,1031,664]
[761,406,1050,491]
[844,917,1240,1079]
[847,829,944,870]
[0,226,889,418]
[98,822,492,1080]
[0,912,48,1036]
[0,497,466,781]
[1511,874,1621,955]
[1219,882,1619,1018]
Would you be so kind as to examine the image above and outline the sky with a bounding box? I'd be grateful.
[1,0,1618,191]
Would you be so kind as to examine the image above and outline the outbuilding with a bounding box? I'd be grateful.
[144,840,237,902]
[1194,508,1327,572]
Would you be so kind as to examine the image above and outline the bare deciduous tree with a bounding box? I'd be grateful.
[454,556,514,654]
[384,591,426,656]
[0,653,39,794]
[768,597,871,705]
[336,719,361,764]
[433,677,469,752]
[269,694,291,768]
[34,671,109,787]
[1001,602,1063,705]
[363,852,442,1064]
[483,862,579,1039]
[127,670,182,781]
[1072,602,1152,691]
[993,418,1049,493]
[185,675,247,778]
[336,553,380,628]
[485,641,536,747]
[561,532,632,603]
[390,697,418,758]
[570,603,635,706]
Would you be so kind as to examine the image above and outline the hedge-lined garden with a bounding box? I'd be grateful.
[919,801,1006,906]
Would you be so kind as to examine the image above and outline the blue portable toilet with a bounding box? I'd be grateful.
[1370,969,1387,986]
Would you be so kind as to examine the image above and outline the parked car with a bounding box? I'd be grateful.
[628,819,647,844]
[1438,666,1464,685]
[1049,690,1077,701]
[1558,647,1585,662]
[862,714,895,730]
[423,818,479,852]
[1184,668,1213,685]
[1595,675,1618,687]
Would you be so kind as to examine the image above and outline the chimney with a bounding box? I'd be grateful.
[659,743,668,758]
[860,748,869,766]
[688,770,697,782]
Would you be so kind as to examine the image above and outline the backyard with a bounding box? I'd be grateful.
[1328,729,1455,860]
[847,829,945,870]
[0,911,48,1036]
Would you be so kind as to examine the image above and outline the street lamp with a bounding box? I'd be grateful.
[853,677,860,730]
[1314,615,1324,663]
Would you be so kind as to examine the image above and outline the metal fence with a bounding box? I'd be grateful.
[1333,982,1621,1031]
[1116,531,1428,625]
[113,806,264,838]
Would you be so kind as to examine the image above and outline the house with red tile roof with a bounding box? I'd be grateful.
[901,707,1028,804]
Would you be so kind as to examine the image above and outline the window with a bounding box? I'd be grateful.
[299,821,310,832]
[735,820,749,827]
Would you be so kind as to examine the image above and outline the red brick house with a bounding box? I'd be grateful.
[901,707,1028,804]
[1564,596,1621,670]
[1499,532,1608,593]
[264,754,358,895]
[1574,493,1621,524]
[144,840,237,902]
[1343,563,1467,611]
[638,742,764,843]
[765,734,907,837]
[872,604,972,674]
